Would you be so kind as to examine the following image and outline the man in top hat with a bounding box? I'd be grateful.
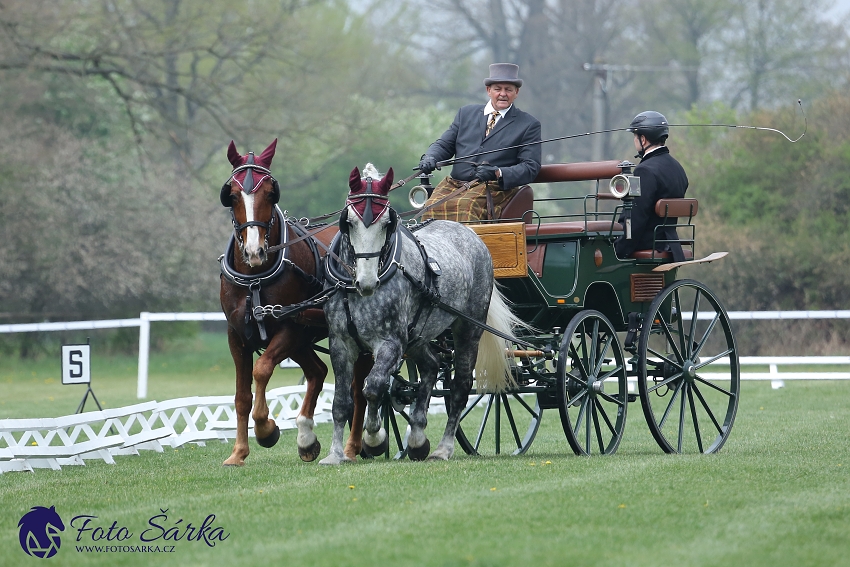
[417,63,542,221]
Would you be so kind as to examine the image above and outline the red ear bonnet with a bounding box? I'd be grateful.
[228,138,278,194]
[345,166,392,227]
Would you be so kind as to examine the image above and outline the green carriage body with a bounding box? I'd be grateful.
[384,161,739,460]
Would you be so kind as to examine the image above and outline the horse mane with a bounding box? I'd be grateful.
[362,163,382,180]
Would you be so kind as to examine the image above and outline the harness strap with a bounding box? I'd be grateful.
[250,283,268,342]
[342,291,373,356]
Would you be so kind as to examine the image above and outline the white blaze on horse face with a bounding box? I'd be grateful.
[347,206,389,297]
[239,191,264,266]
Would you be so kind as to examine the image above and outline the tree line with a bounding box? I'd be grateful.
[0,0,848,355]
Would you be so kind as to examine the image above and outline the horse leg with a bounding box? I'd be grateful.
[344,354,372,460]
[224,329,254,466]
[288,346,328,462]
[430,326,482,461]
[319,338,356,465]
[406,348,441,461]
[251,327,302,448]
[361,342,401,456]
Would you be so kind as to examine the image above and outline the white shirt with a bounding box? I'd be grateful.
[482,102,511,179]
[483,101,512,128]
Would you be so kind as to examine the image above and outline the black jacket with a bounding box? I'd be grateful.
[615,146,688,258]
[427,103,542,189]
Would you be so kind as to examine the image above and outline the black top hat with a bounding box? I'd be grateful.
[483,63,523,87]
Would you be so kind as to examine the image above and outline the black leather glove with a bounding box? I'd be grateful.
[418,155,437,174]
[474,164,499,182]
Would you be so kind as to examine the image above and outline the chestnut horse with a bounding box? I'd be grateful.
[219,139,342,465]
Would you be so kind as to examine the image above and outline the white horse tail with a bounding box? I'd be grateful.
[474,286,523,393]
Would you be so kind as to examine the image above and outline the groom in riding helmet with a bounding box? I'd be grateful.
[615,110,689,260]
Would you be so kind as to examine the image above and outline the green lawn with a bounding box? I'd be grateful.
[1,335,849,566]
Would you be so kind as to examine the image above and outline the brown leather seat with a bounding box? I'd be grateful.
[498,185,534,222]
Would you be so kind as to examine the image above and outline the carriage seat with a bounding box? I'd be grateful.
[630,198,698,261]
[498,185,534,222]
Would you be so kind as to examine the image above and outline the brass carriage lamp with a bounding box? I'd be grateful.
[609,160,640,240]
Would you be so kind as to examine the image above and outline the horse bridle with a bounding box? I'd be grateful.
[224,154,279,254]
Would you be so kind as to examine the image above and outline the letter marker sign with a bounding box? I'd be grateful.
[62,344,91,385]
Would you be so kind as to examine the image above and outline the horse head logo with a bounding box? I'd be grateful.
[18,506,65,559]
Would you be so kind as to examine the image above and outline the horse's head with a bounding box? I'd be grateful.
[341,164,396,297]
[220,139,280,267]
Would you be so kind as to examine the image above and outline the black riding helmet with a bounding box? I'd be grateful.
[628,111,669,144]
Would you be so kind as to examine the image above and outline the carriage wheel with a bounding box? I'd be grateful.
[637,279,740,454]
[454,390,542,456]
[556,310,628,456]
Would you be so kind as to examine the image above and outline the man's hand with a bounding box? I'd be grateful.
[418,155,437,174]
[474,164,499,182]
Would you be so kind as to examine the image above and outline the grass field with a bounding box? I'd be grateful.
[1,333,849,566]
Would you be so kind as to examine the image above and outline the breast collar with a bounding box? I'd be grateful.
[324,223,403,288]
[219,205,291,287]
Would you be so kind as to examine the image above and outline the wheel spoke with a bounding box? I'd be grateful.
[595,398,617,436]
[646,371,684,394]
[598,364,624,383]
[565,370,587,388]
[389,408,404,449]
[646,345,683,371]
[585,397,592,452]
[573,395,588,436]
[673,289,688,359]
[593,401,605,453]
[598,390,625,406]
[589,319,600,376]
[688,290,702,358]
[567,388,588,408]
[694,348,735,371]
[691,383,724,435]
[473,395,495,451]
[593,333,613,377]
[693,373,735,397]
[677,383,687,452]
[659,379,684,429]
[687,384,704,453]
[460,394,484,421]
[502,394,523,449]
[692,311,720,360]
[569,342,590,383]
[511,393,540,420]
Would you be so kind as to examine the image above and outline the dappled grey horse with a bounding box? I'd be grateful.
[319,164,518,464]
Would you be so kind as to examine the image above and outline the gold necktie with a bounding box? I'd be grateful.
[485,111,499,136]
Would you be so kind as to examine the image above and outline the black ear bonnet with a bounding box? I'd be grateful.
[220,151,279,208]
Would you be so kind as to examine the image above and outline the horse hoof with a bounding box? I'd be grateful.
[298,440,322,462]
[407,439,431,461]
[255,425,280,448]
[363,435,389,457]
[319,454,353,466]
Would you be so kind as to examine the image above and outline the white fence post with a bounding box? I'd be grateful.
[137,312,151,399]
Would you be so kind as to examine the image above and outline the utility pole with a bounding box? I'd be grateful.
[583,61,699,160]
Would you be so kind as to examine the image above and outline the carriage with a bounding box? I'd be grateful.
[374,158,739,458]
[219,141,739,465]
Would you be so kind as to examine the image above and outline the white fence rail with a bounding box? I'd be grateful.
[0,384,334,474]
[1,311,850,398]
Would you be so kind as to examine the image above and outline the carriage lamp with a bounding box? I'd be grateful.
[611,161,641,239]
[408,172,434,210]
